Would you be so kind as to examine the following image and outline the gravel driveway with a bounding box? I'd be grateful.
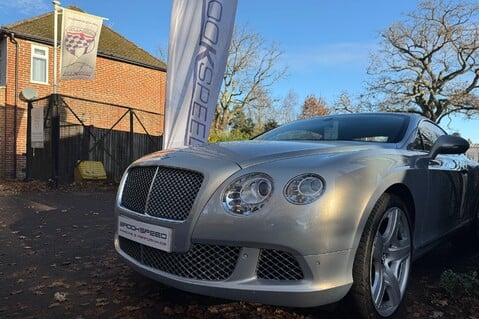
[1,182,478,319]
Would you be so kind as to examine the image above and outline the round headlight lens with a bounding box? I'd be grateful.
[223,173,273,215]
[284,173,325,204]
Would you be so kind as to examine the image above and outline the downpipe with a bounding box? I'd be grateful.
[8,32,19,179]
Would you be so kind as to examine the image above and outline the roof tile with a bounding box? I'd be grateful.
[2,6,166,70]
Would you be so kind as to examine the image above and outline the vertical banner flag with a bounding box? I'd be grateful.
[164,0,238,149]
[60,8,103,80]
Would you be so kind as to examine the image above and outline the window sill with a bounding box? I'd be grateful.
[30,81,49,85]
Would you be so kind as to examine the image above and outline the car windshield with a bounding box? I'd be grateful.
[255,114,410,143]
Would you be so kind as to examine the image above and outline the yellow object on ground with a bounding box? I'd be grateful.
[74,161,107,182]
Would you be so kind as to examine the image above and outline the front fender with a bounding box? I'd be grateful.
[346,166,427,270]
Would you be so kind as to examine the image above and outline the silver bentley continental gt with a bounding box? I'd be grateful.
[114,113,479,319]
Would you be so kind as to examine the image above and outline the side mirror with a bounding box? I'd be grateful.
[414,135,469,168]
[429,135,469,158]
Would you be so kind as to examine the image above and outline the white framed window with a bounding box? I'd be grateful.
[31,44,48,84]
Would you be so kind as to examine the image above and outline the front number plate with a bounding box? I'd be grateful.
[118,216,172,252]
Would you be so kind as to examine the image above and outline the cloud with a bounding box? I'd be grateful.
[0,0,50,16]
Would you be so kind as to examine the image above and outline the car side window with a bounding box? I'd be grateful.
[411,121,446,152]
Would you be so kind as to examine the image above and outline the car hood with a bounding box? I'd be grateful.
[170,140,384,168]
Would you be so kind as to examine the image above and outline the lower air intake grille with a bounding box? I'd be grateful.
[119,237,241,281]
[257,249,304,280]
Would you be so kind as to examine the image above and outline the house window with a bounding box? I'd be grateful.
[31,45,48,84]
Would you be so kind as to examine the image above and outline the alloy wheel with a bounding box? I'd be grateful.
[370,207,411,317]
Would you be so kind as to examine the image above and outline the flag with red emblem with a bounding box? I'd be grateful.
[60,8,103,80]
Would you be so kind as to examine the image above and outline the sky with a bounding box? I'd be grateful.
[1,0,478,142]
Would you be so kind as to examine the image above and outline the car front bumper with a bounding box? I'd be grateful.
[114,232,353,308]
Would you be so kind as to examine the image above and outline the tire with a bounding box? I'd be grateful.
[347,193,412,319]
[473,209,479,240]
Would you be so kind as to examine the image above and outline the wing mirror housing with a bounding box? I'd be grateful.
[429,135,469,158]
[414,135,469,168]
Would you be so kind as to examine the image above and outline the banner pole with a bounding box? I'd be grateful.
[52,0,61,94]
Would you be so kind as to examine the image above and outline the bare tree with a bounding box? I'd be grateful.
[275,90,299,124]
[298,95,330,119]
[332,91,375,114]
[156,44,168,61]
[367,0,479,123]
[246,86,274,131]
[213,26,288,133]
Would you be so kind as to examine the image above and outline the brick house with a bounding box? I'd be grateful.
[0,7,167,180]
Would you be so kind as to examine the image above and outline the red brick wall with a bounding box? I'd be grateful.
[0,87,5,178]
[0,37,166,179]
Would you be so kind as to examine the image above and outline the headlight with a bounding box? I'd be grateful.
[284,173,325,204]
[222,173,273,215]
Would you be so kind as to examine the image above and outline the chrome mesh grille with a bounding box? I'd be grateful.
[121,166,156,213]
[146,167,203,220]
[120,166,203,221]
[257,249,304,280]
[119,237,241,281]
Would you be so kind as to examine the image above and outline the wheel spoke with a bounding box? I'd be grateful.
[384,264,402,307]
[382,209,400,247]
[372,265,386,306]
[386,241,410,262]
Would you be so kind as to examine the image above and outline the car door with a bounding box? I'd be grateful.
[459,152,479,224]
[412,121,467,244]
